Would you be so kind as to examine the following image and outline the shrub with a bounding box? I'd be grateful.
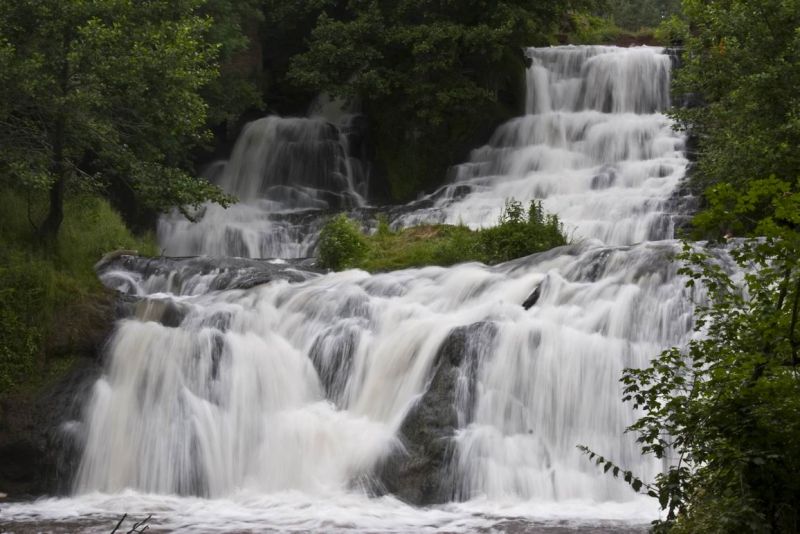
[0,257,47,391]
[476,199,566,264]
[317,214,368,270]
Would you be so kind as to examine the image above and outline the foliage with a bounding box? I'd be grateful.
[259,0,335,115]
[567,11,663,45]
[317,213,368,270]
[477,199,566,264]
[671,0,800,238]
[568,12,628,43]
[0,187,156,391]
[653,14,687,46]
[0,0,234,238]
[200,0,265,128]
[589,234,800,532]
[576,3,800,526]
[0,257,45,392]
[319,200,567,272]
[602,0,682,30]
[288,0,593,200]
[580,1,800,526]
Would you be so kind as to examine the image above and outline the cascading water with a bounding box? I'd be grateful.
[4,46,696,532]
[397,46,686,246]
[157,115,369,259]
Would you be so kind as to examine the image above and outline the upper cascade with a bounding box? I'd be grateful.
[217,116,367,205]
[157,115,368,259]
[397,45,688,247]
[526,45,672,115]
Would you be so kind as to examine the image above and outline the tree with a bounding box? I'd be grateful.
[200,0,264,128]
[288,0,592,200]
[672,0,800,237]
[0,0,233,239]
[603,0,682,29]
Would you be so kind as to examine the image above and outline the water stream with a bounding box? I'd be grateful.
[2,45,693,533]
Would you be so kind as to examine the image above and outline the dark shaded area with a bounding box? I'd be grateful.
[0,294,113,497]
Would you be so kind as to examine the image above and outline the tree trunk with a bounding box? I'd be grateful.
[39,120,66,241]
[40,25,71,241]
[40,174,65,240]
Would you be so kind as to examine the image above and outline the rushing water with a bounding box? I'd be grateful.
[157,115,369,259]
[1,46,692,533]
[397,46,685,246]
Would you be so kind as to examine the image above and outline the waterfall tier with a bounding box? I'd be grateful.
[158,115,369,259]
[397,46,688,247]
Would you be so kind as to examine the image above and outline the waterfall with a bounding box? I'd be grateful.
[157,115,368,259]
[4,46,695,531]
[397,45,686,247]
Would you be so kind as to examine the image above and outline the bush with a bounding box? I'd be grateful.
[0,258,47,391]
[317,214,368,270]
[477,199,566,264]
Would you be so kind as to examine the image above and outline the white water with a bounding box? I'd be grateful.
[1,46,692,533]
[398,46,685,246]
[158,115,368,258]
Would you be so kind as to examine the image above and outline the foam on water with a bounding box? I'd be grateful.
[2,491,657,533]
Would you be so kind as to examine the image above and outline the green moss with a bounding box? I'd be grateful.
[320,200,567,273]
[0,188,157,392]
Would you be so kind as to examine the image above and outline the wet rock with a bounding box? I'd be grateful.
[98,254,322,295]
[134,298,188,328]
[376,322,494,505]
[0,357,102,498]
[522,284,542,310]
[590,167,616,190]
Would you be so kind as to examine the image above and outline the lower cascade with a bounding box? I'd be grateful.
[82,241,691,503]
[7,45,698,531]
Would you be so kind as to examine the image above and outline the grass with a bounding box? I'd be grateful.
[360,222,480,272]
[318,200,568,272]
[0,187,157,392]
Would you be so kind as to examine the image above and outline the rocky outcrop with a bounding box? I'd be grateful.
[376,322,494,505]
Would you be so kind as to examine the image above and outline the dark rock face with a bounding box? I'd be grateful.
[523,285,542,310]
[98,254,322,296]
[0,293,111,498]
[376,322,494,505]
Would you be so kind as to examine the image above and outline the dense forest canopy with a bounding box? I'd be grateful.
[282,0,598,199]
[0,0,246,238]
[604,0,681,29]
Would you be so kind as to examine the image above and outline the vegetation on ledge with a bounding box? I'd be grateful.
[0,188,156,392]
[318,200,567,272]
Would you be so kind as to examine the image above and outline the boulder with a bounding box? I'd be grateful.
[376,322,494,505]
